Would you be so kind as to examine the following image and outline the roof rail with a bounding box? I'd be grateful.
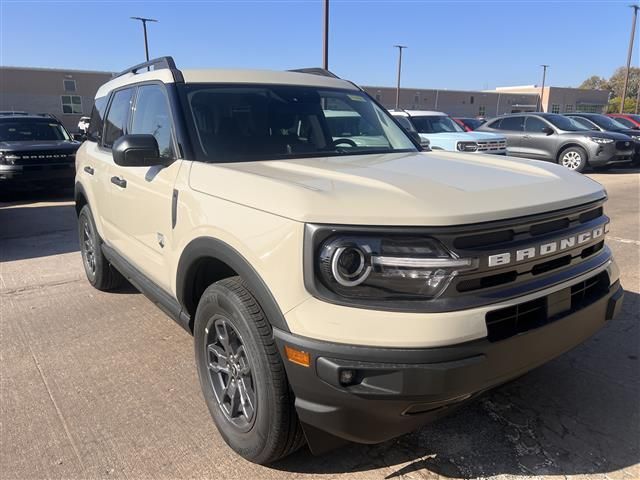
[114,56,184,83]
[288,67,340,79]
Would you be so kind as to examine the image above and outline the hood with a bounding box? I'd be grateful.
[569,130,632,141]
[464,131,506,141]
[0,140,80,153]
[189,151,605,226]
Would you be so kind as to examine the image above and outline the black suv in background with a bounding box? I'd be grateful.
[0,114,79,189]
[566,113,640,166]
[477,112,634,172]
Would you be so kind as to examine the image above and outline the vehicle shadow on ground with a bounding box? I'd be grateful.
[273,291,640,478]
[0,190,78,262]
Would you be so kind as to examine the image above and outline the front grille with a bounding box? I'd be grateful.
[485,271,610,342]
[616,140,632,151]
[476,140,506,152]
[5,151,75,165]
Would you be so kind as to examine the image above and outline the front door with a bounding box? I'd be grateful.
[107,83,183,291]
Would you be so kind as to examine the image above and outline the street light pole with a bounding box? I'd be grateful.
[394,45,407,109]
[130,16,158,62]
[322,0,329,70]
[539,64,549,112]
[620,5,639,113]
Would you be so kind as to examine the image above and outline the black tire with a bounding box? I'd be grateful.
[557,146,588,173]
[194,277,304,464]
[78,205,123,291]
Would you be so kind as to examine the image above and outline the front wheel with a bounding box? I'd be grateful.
[558,146,588,172]
[194,277,304,464]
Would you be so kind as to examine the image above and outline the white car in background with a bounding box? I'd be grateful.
[391,110,507,154]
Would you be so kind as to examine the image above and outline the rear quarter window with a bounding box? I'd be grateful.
[87,96,108,142]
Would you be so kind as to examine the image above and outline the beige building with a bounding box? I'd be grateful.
[494,85,610,114]
[363,84,610,118]
[0,66,114,132]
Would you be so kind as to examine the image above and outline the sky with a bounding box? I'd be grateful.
[1,0,638,91]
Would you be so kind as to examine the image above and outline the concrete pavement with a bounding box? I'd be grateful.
[1,170,638,480]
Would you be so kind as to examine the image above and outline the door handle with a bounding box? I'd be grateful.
[83,166,94,175]
[111,176,127,188]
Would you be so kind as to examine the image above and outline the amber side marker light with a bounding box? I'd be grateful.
[285,346,310,367]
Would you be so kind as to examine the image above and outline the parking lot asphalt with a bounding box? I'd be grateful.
[1,170,639,480]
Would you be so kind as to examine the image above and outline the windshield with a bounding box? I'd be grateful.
[409,115,464,134]
[0,120,70,142]
[182,84,416,162]
[586,115,629,131]
[544,114,589,132]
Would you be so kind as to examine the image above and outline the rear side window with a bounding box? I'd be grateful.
[499,116,525,131]
[524,116,548,133]
[87,96,107,142]
[103,88,134,148]
[487,118,501,129]
[130,84,175,159]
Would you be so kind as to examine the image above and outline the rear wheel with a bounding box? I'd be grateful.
[558,146,588,172]
[78,205,123,290]
[194,277,304,464]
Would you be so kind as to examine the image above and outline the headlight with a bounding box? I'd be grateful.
[0,152,5,165]
[631,135,640,141]
[315,234,477,302]
[589,137,614,144]
[456,141,479,152]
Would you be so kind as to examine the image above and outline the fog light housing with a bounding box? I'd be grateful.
[339,369,356,386]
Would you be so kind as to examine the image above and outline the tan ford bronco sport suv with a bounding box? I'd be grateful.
[75,57,624,464]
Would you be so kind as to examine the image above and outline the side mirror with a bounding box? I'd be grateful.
[543,126,554,135]
[72,133,86,142]
[112,134,165,167]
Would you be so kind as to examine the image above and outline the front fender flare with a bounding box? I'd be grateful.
[176,237,290,333]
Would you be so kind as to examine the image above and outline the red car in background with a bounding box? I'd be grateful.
[453,117,486,131]
[607,114,640,129]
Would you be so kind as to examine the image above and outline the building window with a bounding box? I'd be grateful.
[565,104,574,113]
[423,97,428,104]
[576,104,600,113]
[61,95,82,114]
[478,105,486,117]
[470,96,475,105]
[375,94,381,101]
[63,79,76,92]
[551,104,560,114]
[414,94,419,104]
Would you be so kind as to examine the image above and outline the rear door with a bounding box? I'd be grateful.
[106,83,183,291]
[521,116,555,160]
[493,116,525,155]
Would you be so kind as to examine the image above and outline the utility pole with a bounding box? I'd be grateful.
[539,64,549,112]
[130,16,158,62]
[322,0,329,70]
[394,45,407,109]
[636,82,639,114]
[620,5,639,113]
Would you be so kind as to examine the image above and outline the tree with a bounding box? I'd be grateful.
[607,66,639,98]
[606,96,638,114]
[579,75,610,91]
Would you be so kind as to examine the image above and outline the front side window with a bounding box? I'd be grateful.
[524,116,549,133]
[570,116,599,131]
[182,84,416,162]
[587,114,628,131]
[544,114,588,132]
[499,116,525,131]
[613,117,637,128]
[0,120,70,141]
[103,88,134,148]
[61,95,82,114]
[409,115,463,133]
[130,84,175,158]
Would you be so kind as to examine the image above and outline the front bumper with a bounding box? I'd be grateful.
[587,142,634,167]
[275,276,624,449]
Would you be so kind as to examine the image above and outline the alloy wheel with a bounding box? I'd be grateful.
[562,151,582,170]
[205,316,257,431]
[81,217,96,275]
